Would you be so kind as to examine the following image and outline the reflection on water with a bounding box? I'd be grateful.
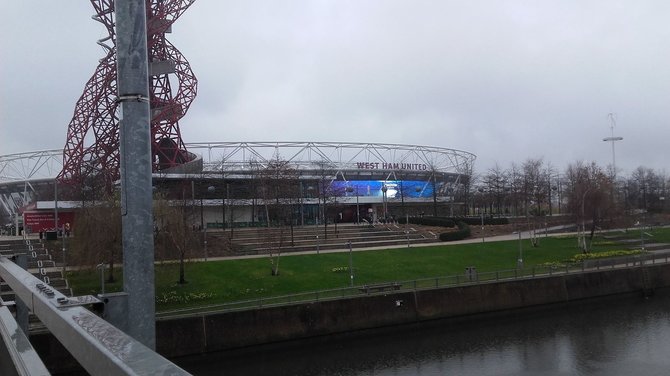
[176,291,670,376]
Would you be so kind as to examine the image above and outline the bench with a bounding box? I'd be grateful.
[358,282,402,294]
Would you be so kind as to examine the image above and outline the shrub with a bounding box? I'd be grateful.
[401,216,455,227]
[452,217,509,226]
[439,221,471,241]
[401,216,509,227]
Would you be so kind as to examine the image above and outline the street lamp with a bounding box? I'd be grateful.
[346,185,360,225]
[603,113,623,180]
[204,185,215,261]
[639,218,646,251]
[381,184,388,222]
[307,185,319,225]
[415,186,422,216]
[478,187,485,243]
[348,240,354,287]
[517,224,523,269]
[300,181,305,226]
[581,187,592,252]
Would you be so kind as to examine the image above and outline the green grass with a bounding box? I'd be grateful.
[67,228,670,312]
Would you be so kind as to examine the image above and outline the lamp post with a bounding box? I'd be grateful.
[603,113,623,180]
[581,187,592,252]
[640,217,645,251]
[415,186,422,216]
[300,181,304,226]
[447,186,454,217]
[306,186,314,224]
[316,235,320,254]
[517,225,523,269]
[346,185,360,225]
[348,240,354,287]
[205,186,215,261]
[96,263,107,295]
[478,187,485,243]
[381,184,388,222]
[53,180,59,235]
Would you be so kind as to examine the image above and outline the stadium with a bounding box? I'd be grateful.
[0,142,475,234]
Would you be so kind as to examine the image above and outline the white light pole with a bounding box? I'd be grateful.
[517,225,523,269]
[478,187,485,243]
[205,185,215,261]
[581,187,592,252]
[348,240,354,287]
[603,113,623,179]
[381,184,388,221]
[346,186,360,224]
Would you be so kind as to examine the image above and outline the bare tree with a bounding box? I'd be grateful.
[258,156,301,276]
[564,161,614,251]
[484,164,508,216]
[154,189,199,284]
[70,192,122,282]
[456,158,475,216]
[312,161,343,237]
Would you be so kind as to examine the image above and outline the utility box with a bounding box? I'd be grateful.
[465,266,477,281]
[98,292,129,332]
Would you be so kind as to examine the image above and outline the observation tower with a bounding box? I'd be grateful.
[58,0,198,188]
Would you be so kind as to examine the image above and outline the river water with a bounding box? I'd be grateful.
[175,291,670,376]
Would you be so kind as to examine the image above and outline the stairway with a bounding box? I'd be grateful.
[212,223,439,255]
[0,238,73,329]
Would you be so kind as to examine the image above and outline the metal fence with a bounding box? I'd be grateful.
[156,252,670,319]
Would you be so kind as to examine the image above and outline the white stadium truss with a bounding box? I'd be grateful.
[188,141,476,177]
[0,150,63,182]
[0,142,476,221]
[1,142,475,183]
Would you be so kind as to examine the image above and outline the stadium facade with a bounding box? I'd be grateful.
[0,142,475,233]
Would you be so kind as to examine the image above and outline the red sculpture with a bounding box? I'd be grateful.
[59,0,197,188]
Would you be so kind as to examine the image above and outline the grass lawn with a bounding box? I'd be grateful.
[67,228,668,312]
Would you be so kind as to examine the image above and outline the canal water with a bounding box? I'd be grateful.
[175,291,670,375]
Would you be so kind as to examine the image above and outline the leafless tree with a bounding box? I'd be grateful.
[258,156,301,276]
[564,161,614,250]
[154,188,199,284]
[456,158,476,216]
[70,192,121,282]
[311,161,343,237]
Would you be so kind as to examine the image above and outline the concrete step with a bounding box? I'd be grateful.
[234,232,428,249]
[236,236,438,255]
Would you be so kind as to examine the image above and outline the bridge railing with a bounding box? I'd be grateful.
[0,303,50,376]
[0,244,191,376]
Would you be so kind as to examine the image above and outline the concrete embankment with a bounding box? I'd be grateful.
[155,262,669,356]
[32,263,670,373]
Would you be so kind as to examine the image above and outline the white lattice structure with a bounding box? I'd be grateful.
[0,150,63,183]
[0,142,476,224]
[188,141,475,179]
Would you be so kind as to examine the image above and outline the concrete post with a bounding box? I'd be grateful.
[115,0,156,349]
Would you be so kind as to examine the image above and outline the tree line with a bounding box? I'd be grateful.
[470,158,668,228]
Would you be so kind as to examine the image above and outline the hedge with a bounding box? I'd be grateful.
[439,221,471,241]
[399,216,508,227]
[399,216,455,227]
[450,217,509,226]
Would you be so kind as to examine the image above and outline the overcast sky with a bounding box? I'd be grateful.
[1,1,668,176]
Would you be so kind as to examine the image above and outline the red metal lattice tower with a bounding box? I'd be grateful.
[58,0,197,188]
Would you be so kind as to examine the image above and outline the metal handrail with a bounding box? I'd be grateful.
[0,255,191,375]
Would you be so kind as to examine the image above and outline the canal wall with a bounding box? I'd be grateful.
[32,262,670,372]
[155,262,670,357]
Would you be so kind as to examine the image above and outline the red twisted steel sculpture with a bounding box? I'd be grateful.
[59,0,197,189]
